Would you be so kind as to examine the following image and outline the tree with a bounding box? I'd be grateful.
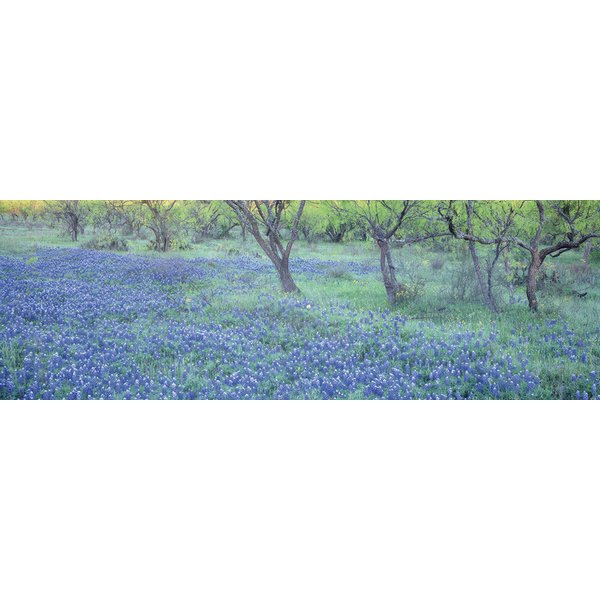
[439,201,518,312]
[225,201,306,293]
[111,200,181,251]
[322,201,356,242]
[0,201,43,224]
[478,202,518,312]
[510,201,600,311]
[215,204,246,239]
[141,200,183,251]
[186,201,221,239]
[442,200,600,311]
[89,200,127,234]
[346,201,447,305]
[44,200,89,241]
[294,201,324,243]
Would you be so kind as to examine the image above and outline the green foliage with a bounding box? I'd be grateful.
[82,234,129,251]
[170,238,193,251]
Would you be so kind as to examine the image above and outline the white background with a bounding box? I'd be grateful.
[1,1,600,599]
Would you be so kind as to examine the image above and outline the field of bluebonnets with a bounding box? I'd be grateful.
[1,224,599,400]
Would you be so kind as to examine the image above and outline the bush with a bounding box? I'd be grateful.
[394,281,422,303]
[569,261,591,279]
[326,266,352,280]
[431,257,445,270]
[171,238,193,251]
[145,237,193,251]
[395,261,426,302]
[446,261,476,301]
[82,235,128,251]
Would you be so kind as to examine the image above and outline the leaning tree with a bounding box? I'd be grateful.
[510,201,600,311]
[344,201,447,305]
[442,200,600,311]
[225,200,306,293]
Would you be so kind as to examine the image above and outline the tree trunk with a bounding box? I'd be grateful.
[326,226,346,243]
[276,256,300,293]
[71,215,79,241]
[526,251,542,311]
[378,239,401,305]
[152,229,162,251]
[485,246,502,313]
[468,239,498,312]
[583,242,592,265]
[502,247,516,302]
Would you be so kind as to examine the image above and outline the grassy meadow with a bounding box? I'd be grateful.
[1,221,599,399]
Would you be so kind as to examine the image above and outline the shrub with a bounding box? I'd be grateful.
[447,261,476,301]
[326,266,352,280]
[564,261,595,287]
[145,237,192,251]
[431,257,445,270]
[171,238,193,251]
[395,261,426,302]
[537,264,561,290]
[570,261,591,277]
[82,235,128,251]
[394,281,422,302]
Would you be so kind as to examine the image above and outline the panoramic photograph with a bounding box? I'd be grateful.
[1,200,598,400]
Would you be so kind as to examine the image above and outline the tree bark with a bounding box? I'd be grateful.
[377,238,401,305]
[583,241,592,265]
[484,245,502,312]
[71,215,79,241]
[225,201,305,294]
[526,251,542,311]
[468,239,497,311]
[462,200,498,312]
[277,256,300,293]
[502,247,516,302]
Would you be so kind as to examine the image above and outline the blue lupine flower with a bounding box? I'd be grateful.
[0,248,594,400]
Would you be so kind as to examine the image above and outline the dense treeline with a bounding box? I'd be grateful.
[1,200,599,311]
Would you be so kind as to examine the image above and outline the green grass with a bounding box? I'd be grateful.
[1,222,599,399]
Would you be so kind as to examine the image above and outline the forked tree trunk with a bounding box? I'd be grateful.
[526,251,542,311]
[225,200,305,294]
